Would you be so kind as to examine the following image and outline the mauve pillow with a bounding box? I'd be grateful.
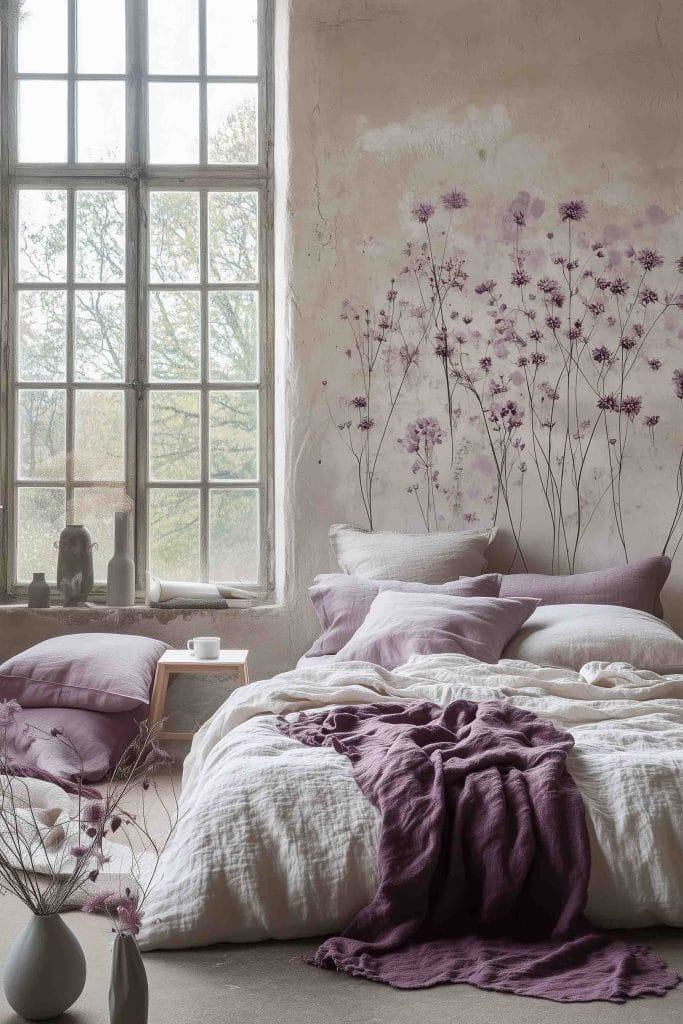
[305,573,502,657]
[335,592,539,670]
[0,633,168,713]
[500,556,671,618]
[329,523,497,584]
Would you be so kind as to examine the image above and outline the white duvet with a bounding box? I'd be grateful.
[138,654,683,951]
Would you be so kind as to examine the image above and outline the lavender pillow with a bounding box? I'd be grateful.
[306,573,503,657]
[335,592,539,670]
[499,556,671,618]
[0,633,168,713]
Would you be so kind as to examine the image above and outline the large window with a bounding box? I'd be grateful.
[0,0,273,597]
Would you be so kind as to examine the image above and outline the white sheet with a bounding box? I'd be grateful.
[138,655,683,951]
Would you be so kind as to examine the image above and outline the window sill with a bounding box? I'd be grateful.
[0,600,281,616]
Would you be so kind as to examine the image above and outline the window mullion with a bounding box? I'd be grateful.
[68,0,77,164]
[200,189,209,582]
[66,187,76,525]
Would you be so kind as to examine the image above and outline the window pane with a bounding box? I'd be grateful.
[209,291,258,382]
[149,84,199,164]
[209,489,258,583]
[208,84,258,165]
[18,389,66,480]
[78,82,126,162]
[150,291,201,381]
[76,190,126,283]
[18,0,68,73]
[18,190,68,283]
[149,488,200,581]
[149,391,200,480]
[208,192,258,283]
[75,291,126,381]
[149,192,200,283]
[207,0,258,76]
[77,0,126,73]
[148,0,198,74]
[18,291,67,381]
[73,487,128,582]
[209,391,258,480]
[17,487,66,583]
[19,82,68,163]
[74,390,125,480]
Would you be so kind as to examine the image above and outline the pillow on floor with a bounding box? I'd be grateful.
[305,572,502,657]
[329,523,496,584]
[0,633,168,713]
[502,604,683,672]
[335,592,539,670]
[500,556,671,618]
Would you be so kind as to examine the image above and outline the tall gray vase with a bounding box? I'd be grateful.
[3,913,86,1021]
[109,934,148,1024]
[56,524,95,605]
[106,510,136,607]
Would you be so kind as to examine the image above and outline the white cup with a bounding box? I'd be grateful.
[187,636,220,660]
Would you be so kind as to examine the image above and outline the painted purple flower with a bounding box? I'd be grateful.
[434,342,453,359]
[645,415,660,427]
[585,301,605,316]
[597,393,619,412]
[633,323,645,337]
[510,269,531,287]
[474,279,496,294]
[350,396,367,409]
[358,418,374,432]
[592,345,611,364]
[619,395,642,419]
[537,277,561,295]
[636,248,664,271]
[517,356,529,367]
[441,188,469,211]
[609,278,629,296]
[0,699,21,727]
[529,329,543,342]
[639,287,658,305]
[648,358,662,371]
[545,315,561,330]
[621,337,636,351]
[674,368,683,399]
[412,201,435,224]
[558,199,588,222]
[400,417,444,454]
[568,327,583,341]
[531,351,547,366]
[479,356,492,373]
[595,277,611,291]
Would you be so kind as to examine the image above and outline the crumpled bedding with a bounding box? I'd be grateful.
[138,654,683,951]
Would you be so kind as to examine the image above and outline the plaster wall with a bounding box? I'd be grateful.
[2,0,682,693]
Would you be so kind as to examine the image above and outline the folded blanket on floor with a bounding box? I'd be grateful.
[279,699,679,1003]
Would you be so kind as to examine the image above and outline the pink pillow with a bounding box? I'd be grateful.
[499,556,671,618]
[0,633,168,713]
[334,592,539,670]
[306,573,502,657]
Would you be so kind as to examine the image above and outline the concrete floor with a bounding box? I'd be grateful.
[0,896,681,1024]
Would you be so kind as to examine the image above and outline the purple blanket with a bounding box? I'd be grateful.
[279,700,679,1003]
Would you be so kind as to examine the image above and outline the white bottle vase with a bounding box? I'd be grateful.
[109,934,149,1024]
[3,913,86,1021]
[106,510,136,607]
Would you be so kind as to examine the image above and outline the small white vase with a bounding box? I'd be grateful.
[109,934,148,1024]
[3,913,86,1021]
[106,510,136,607]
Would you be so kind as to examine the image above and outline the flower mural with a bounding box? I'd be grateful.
[324,191,683,570]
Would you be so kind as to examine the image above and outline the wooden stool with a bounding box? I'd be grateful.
[147,649,250,742]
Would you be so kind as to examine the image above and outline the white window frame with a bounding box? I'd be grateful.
[0,0,274,601]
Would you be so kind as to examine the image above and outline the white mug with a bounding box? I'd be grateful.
[187,636,220,660]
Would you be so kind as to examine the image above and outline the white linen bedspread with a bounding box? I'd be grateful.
[139,654,683,950]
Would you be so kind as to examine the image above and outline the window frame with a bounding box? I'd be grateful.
[0,0,274,602]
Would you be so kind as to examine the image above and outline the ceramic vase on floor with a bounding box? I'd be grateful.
[55,524,96,605]
[106,509,136,607]
[109,934,148,1024]
[3,913,86,1021]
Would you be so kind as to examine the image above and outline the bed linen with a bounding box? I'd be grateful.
[138,654,683,951]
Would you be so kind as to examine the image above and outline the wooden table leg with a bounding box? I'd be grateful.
[238,660,250,687]
[147,664,170,732]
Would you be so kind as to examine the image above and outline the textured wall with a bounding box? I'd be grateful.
[2,0,681,686]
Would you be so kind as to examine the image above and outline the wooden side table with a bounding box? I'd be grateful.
[147,649,250,742]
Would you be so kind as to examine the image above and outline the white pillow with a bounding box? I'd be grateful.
[502,603,683,672]
[329,524,496,584]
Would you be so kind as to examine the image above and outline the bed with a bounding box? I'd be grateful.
[138,651,683,951]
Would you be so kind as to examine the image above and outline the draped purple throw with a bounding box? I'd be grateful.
[279,700,679,1002]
